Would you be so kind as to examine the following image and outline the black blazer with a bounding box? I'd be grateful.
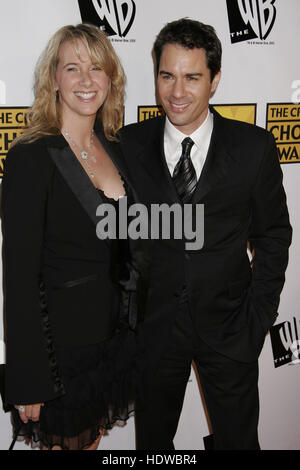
[119,109,292,365]
[1,129,136,405]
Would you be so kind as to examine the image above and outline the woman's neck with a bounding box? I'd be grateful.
[61,115,96,149]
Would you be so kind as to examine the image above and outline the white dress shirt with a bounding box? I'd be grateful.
[164,110,214,180]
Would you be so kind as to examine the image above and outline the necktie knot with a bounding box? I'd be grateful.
[181,137,194,158]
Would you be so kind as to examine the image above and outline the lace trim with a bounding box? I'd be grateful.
[39,279,66,396]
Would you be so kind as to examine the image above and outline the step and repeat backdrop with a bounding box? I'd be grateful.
[0,0,299,450]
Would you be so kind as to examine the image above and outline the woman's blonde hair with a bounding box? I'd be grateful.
[15,23,125,144]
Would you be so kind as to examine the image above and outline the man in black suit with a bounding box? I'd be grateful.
[119,18,292,450]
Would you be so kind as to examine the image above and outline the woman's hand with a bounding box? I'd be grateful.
[14,403,44,423]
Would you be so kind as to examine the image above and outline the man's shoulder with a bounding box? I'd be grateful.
[213,112,275,164]
[215,111,269,144]
[120,115,164,141]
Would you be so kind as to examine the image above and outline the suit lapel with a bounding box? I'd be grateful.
[191,110,234,203]
[96,128,131,188]
[135,112,236,205]
[46,133,111,246]
[123,110,235,205]
[136,117,179,204]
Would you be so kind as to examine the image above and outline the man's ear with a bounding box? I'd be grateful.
[211,70,221,96]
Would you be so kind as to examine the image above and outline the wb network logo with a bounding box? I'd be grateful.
[270,317,300,368]
[226,0,277,43]
[78,0,136,37]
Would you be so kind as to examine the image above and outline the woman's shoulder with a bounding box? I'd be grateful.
[8,133,65,156]
[4,135,59,179]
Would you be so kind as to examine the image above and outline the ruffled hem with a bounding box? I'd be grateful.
[10,416,104,450]
[10,328,145,450]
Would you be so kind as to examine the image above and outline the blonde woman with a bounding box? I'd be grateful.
[2,23,141,450]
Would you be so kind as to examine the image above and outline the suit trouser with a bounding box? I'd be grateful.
[135,300,260,450]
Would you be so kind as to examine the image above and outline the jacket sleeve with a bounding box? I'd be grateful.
[2,142,65,405]
[116,188,149,332]
[249,131,292,332]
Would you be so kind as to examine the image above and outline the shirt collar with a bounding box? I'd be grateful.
[164,109,214,154]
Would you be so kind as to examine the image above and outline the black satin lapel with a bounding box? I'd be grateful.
[96,130,130,184]
[48,146,110,246]
[95,128,143,209]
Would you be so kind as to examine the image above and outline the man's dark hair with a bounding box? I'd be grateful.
[153,18,222,81]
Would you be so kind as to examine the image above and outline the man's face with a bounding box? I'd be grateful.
[157,44,221,135]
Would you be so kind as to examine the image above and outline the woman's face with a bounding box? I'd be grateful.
[54,39,110,124]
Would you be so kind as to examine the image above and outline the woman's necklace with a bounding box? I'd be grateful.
[62,128,97,180]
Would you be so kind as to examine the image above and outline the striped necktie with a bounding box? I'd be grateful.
[172,137,197,203]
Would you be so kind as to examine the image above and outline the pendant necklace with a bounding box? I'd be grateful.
[62,128,97,180]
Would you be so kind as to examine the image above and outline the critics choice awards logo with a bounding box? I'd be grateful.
[226,0,277,44]
[138,106,164,122]
[0,107,28,178]
[78,0,136,39]
[266,103,300,164]
[137,104,256,125]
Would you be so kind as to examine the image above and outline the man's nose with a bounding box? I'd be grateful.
[171,78,185,98]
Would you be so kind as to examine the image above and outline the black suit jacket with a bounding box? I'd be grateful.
[119,109,292,366]
[1,128,137,405]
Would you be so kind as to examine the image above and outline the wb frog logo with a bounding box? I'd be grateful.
[78,0,136,38]
[227,0,277,43]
